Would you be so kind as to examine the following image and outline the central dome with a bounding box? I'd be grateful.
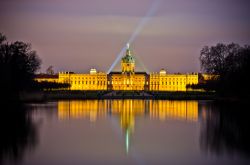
[121,43,135,63]
[121,43,135,74]
[122,55,135,63]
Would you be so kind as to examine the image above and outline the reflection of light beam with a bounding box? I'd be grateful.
[126,129,130,154]
[107,0,162,73]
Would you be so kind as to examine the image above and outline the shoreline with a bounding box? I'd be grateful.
[18,90,216,102]
[2,90,248,103]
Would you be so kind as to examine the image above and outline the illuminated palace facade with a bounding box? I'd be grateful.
[36,44,198,91]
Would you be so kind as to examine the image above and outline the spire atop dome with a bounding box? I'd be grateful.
[126,43,130,49]
[126,43,132,56]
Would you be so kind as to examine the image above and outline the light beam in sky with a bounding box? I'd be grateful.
[107,0,162,73]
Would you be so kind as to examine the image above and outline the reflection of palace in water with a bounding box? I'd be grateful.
[58,100,198,153]
[58,100,198,122]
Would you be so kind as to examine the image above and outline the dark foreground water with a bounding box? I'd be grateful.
[1,100,250,165]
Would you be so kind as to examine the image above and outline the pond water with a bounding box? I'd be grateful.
[1,100,250,165]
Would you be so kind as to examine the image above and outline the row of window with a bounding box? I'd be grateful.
[150,82,186,85]
[111,81,145,84]
[71,81,106,85]
[112,78,145,80]
[150,78,197,81]
[150,82,195,86]
[71,87,107,89]
[70,78,106,80]
[60,76,106,79]
[150,87,187,90]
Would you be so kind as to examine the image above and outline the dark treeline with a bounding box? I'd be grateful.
[198,43,250,97]
[0,33,70,101]
[0,33,41,100]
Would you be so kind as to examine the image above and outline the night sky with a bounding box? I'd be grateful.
[1,0,250,73]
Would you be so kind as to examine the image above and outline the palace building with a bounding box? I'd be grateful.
[35,43,199,91]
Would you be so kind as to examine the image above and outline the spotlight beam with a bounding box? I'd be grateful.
[107,0,162,73]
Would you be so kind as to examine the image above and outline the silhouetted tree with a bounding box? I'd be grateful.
[46,65,54,75]
[199,43,250,97]
[0,33,41,100]
[0,33,6,44]
[201,43,238,75]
